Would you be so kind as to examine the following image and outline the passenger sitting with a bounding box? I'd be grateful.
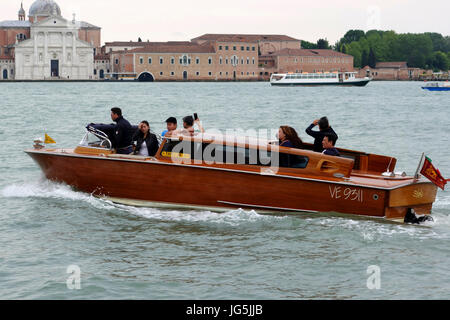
[322,133,340,156]
[305,116,338,153]
[173,115,205,136]
[278,126,304,148]
[161,117,177,137]
[132,121,159,157]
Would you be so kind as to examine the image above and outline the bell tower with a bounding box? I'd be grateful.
[18,2,26,21]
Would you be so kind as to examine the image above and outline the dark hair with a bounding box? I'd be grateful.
[111,107,122,117]
[324,133,337,146]
[165,117,177,124]
[140,120,149,127]
[183,115,194,127]
[280,126,303,148]
[318,116,329,131]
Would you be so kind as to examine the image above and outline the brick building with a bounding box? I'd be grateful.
[358,62,424,80]
[259,48,354,79]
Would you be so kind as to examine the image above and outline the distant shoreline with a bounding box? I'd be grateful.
[1,79,447,83]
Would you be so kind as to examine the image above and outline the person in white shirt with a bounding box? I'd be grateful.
[132,121,159,157]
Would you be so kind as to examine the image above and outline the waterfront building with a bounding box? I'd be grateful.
[0,0,105,80]
[358,62,424,80]
[259,48,354,79]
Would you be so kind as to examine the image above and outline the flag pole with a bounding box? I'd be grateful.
[414,152,425,180]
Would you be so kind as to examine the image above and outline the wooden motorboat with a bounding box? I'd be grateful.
[25,127,437,224]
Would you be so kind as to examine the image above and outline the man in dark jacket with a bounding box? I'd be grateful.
[305,116,338,152]
[322,133,340,156]
[110,107,134,154]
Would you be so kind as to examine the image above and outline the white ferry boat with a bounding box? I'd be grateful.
[270,72,371,86]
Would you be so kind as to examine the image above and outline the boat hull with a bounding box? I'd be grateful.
[422,87,450,91]
[25,150,437,221]
[271,79,371,87]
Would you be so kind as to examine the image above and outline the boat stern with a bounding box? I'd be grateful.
[385,181,437,223]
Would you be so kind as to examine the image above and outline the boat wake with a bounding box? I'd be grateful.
[0,179,117,211]
[0,179,285,226]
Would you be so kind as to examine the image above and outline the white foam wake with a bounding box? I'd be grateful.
[0,179,116,211]
[1,179,284,225]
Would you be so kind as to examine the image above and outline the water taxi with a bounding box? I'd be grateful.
[270,72,371,86]
[25,127,436,224]
[422,82,450,91]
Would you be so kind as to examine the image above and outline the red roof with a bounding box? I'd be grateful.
[375,62,408,69]
[266,48,352,58]
[192,34,300,43]
[126,42,215,54]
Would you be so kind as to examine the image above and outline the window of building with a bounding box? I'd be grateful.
[160,57,164,64]
[160,71,163,75]
[225,58,228,64]
[225,46,229,50]
[219,57,222,65]
[219,45,223,50]
[196,57,200,64]
[16,33,27,41]
[115,58,119,64]
[252,46,255,51]
[196,71,200,76]
[148,57,152,64]
[171,71,174,76]
[94,69,97,75]
[208,57,212,65]
[139,57,143,64]
[252,58,255,65]
[241,46,244,51]
[246,46,250,51]
[241,58,244,64]
[233,46,236,50]
[171,57,175,64]
[208,72,212,76]
[247,58,249,64]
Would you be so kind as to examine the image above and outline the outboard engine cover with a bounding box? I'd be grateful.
[404,208,434,224]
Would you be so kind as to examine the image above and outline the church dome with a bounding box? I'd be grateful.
[29,0,61,17]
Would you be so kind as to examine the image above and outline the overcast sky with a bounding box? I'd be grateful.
[2,0,449,44]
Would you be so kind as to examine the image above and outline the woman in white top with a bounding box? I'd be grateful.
[132,121,160,157]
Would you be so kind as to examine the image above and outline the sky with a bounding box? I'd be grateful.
[1,0,449,45]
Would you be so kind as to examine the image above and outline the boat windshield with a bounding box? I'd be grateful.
[79,126,112,150]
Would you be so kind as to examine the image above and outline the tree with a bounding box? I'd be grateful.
[301,40,318,49]
[432,51,449,71]
[317,38,331,49]
[138,37,142,42]
[346,42,362,67]
[368,47,376,68]
[361,50,369,67]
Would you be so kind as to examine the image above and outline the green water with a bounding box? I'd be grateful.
[0,81,449,299]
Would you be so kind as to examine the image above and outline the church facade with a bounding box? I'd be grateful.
[0,0,103,80]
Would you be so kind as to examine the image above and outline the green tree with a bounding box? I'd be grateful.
[346,42,362,67]
[317,38,331,49]
[368,47,376,68]
[301,40,318,49]
[432,51,449,71]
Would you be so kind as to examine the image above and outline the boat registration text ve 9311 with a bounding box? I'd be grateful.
[329,185,363,202]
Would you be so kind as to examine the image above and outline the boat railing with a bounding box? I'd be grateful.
[79,126,113,150]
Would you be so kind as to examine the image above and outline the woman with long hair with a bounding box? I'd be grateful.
[278,126,303,149]
[132,120,160,156]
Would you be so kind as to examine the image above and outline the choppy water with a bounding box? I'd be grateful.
[0,81,449,299]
